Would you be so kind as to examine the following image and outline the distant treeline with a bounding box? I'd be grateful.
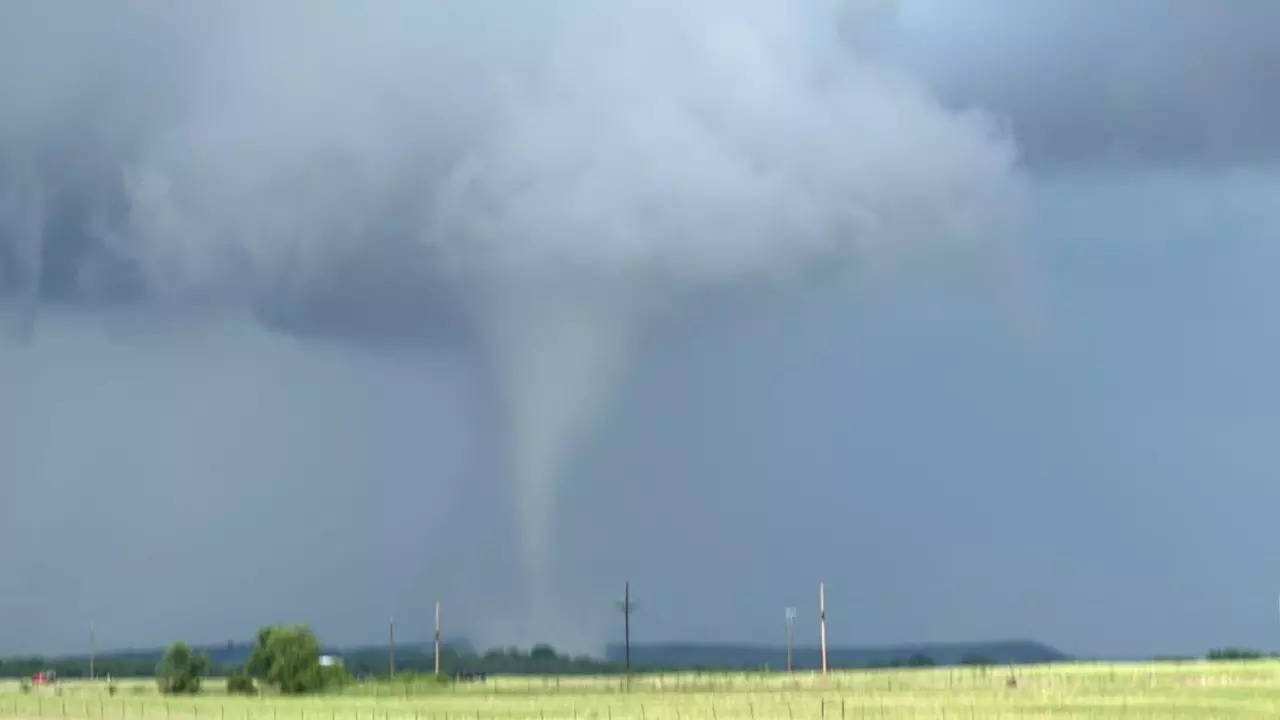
[1206,648,1275,661]
[0,640,1059,679]
[605,640,1069,670]
[0,644,616,679]
[0,657,157,679]
[12,639,1275,679]
[344,644,616,677]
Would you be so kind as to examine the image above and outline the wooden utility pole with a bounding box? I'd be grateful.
[819,583,828,677]
[784,608,796,672]
[89,626,96,681]
[433,601,441,677]
[620,582,633,681]
[388,617,396,679]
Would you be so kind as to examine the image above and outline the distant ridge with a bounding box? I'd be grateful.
[605,640,1068,669]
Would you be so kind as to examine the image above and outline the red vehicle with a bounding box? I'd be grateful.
[32,671,56,686]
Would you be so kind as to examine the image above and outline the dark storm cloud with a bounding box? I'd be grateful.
[11,1,1278,315]
[0,2,196,306]
[6,1,1279,320]
[895,1,1280,169]
[4,1,1020,317]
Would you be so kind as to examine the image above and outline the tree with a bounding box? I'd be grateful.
[530,645,557,661]
[246,625,325,694]
[156,643,208,694]
[904,654,936,667]
[226,671,256,695]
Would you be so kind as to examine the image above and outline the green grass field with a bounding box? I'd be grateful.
[3,662,1280,719]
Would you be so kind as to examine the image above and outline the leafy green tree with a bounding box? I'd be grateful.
[226,671,256,695]
[530,644,556,661]
[156,643,208,694]
[246,625,324,694]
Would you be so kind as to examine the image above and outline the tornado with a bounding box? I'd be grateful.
[0,0,1022,644]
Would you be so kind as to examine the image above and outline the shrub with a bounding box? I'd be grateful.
[226,672,256,696]
[247,625,326,694]
[18,679,31,694]
[320,664,352,690]
[156,642,209,694]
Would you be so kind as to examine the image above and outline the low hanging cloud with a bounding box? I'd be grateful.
[1,0,1022,640]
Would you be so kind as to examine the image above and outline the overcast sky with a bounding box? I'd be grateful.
[4,1,1280,660]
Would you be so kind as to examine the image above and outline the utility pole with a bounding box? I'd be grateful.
[89,626,96,681]
[617,582,633,683]
[433,601,441,677]
[624,582,632,676]
[388,617,396,679]
[784,608,796,672]
[819,582,828,677]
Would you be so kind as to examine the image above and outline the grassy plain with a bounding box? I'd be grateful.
[3,661,1280,719]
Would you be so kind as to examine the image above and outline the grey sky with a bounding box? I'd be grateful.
[891,0,1280,170]
[4,1,1280,658]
